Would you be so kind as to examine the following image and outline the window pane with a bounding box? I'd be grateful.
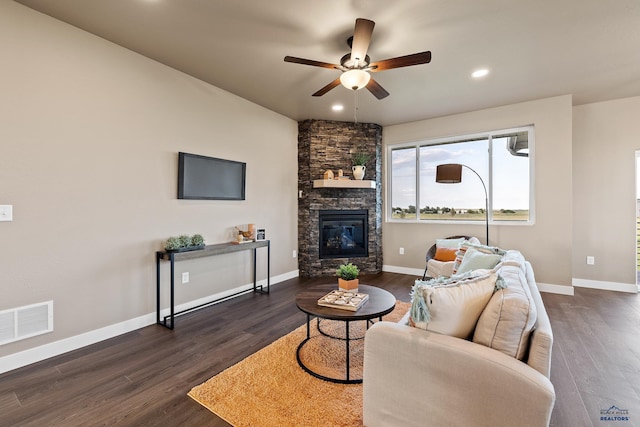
[419,140,488,221]
[390,147,416,219]
[492,135,530,221]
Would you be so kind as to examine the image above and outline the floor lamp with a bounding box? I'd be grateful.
[435,163,489,245]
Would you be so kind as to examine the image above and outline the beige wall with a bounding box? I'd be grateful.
[572,96,640,286]
[0,2,298,359]
[382,96,574,288]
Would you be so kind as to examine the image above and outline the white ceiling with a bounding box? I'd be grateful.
[14,0,640,126]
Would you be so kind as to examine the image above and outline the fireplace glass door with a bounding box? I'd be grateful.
[319,210,368,259]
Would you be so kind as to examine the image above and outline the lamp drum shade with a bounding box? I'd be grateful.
[436,164,463,183]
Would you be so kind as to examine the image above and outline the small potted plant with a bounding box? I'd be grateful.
[191,234,205,247]
[165,236,181,251]
[336,262,360,292]
[351,152,372,180]
[164,234,206,252]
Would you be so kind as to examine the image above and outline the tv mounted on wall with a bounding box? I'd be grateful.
[178,152,246,200]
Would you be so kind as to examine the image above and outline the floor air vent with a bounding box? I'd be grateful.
[0,301,53,345]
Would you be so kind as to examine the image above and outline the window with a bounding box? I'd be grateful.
[388,126,533,223]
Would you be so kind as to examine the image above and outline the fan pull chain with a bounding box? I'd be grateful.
[353,90,359,123]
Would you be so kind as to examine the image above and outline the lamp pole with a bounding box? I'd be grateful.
[460,165,489,246]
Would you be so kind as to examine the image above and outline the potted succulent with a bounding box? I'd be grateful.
[165,236,182,251]
[164,234,206,252]
[351,152,371,180]
[336,262,360,292]
[191,234,205,246]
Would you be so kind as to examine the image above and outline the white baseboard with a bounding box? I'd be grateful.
[537,282,575,295]
[572,278,638,294]
[382,264,425,277]
[0,270,299,375]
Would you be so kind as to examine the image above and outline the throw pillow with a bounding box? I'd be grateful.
[434,247,457,262]
[455,248,503,274]
[409,271,497,339]
[435,237,466,249]
[452,240,505,274]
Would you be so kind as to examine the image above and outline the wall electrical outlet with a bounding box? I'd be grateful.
[586,256,595,265]
[182,272,189,283]
[0,205,13,222]
[292,250,297,258]
[399,247,405,255]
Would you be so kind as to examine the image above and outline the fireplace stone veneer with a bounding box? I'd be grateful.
[298,119,382,277]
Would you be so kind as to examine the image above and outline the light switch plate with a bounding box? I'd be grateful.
[0,205,13,222]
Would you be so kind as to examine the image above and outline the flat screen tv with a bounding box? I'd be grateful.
[178,152,246,200]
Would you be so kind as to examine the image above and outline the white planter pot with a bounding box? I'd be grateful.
[352,165,366,180]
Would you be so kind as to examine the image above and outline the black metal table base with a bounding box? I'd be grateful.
[156,241,270,329]
[296,314,381,384]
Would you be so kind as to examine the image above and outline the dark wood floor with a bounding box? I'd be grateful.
[0,273,638,426]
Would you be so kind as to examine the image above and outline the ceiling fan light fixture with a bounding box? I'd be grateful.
[340,69,370,91]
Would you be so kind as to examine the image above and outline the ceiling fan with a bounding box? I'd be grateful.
[284,18,431,100]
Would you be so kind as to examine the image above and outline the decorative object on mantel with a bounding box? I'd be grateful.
[323,170,334,180]
[164,234,206,252]
[235,224,255,244]
[351,152,371,180]
[336,262,360,291]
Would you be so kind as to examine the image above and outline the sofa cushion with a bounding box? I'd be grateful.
[409,271,497,339]
[472,263,537,360]
[497,250,527,272]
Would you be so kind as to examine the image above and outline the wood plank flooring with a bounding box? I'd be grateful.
[0,273,638,426]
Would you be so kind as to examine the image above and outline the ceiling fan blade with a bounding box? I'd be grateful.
[350,18,375,65]
[312,77,342,97]
[284,56,341,70]
[366,77,390,99]
[369,51,432,72]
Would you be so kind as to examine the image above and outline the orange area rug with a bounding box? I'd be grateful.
[188,301,410,427]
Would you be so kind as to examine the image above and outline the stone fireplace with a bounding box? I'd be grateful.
[298,119,382,277]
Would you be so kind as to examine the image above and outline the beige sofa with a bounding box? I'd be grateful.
[363,251,555,427]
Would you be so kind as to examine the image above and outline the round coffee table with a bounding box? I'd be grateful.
[295,284,396,384]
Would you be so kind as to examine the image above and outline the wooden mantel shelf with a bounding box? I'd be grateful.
[313,179,376,189]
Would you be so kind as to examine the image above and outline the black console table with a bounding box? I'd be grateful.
[156,240,270,329]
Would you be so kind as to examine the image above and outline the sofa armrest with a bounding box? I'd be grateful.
[363,322,555,427]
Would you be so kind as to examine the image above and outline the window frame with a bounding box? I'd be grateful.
[385,125,535,225]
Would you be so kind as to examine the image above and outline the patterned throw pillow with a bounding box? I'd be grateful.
[409,270,498,339]
[452,241,506,275]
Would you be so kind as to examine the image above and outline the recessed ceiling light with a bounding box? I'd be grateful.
[332,104,344,111]
[472,69,489,79]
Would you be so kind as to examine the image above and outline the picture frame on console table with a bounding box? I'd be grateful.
[256,228,266,241]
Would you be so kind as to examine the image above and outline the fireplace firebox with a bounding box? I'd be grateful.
[319,210,368,259]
